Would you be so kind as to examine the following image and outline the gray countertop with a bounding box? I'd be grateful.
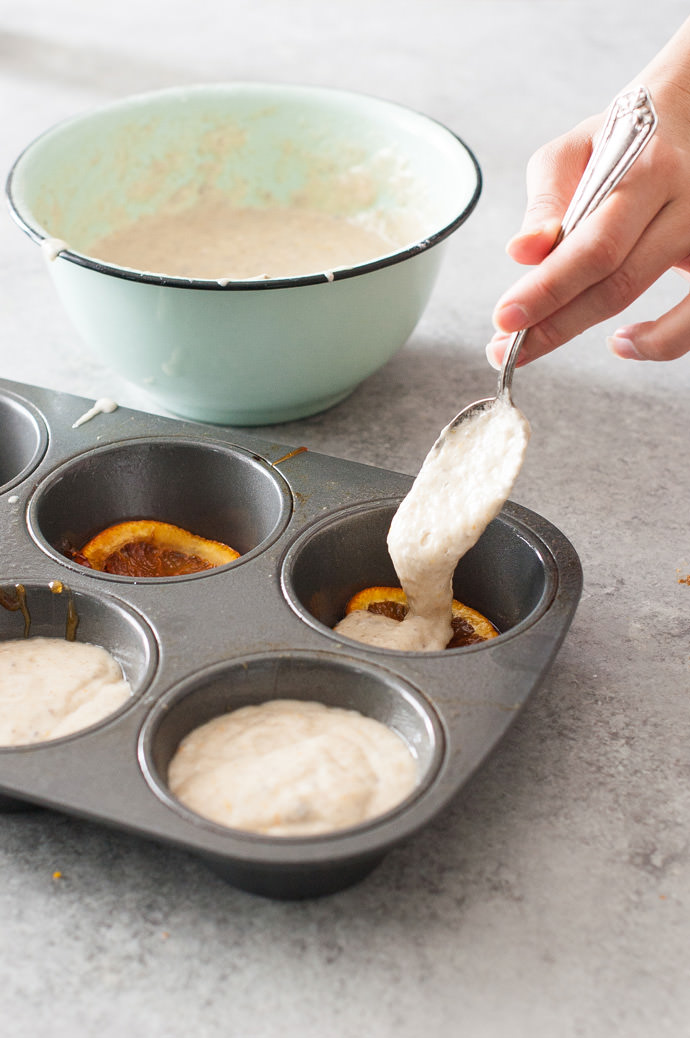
[1,2,688,1035]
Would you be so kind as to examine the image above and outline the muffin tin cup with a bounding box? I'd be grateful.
[0,578,158,807]
[27,436,293,582]
[0,389,48,494]
[281,498,555,647]
[0,377,583,898]
[139,651,445,898]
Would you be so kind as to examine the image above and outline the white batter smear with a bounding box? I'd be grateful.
[335,398,530,651]
[0,637,132,746]
[168,698,418,836]
[40,237,69,262]
[72,397,118,428]
[87,199,395,280]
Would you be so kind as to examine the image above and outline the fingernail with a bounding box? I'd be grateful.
[485,341,502,370]
[494,301,529,333]
[485,332,512,370]
[606,328,644,360]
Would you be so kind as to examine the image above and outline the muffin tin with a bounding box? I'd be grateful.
[0,377,582,898]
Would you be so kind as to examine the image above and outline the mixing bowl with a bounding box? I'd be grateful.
[6,83,481,425]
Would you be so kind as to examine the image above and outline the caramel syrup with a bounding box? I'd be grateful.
[272,446,308,467]
[0,581,79,640]
[0,583,30,637]
[49,580,79,641]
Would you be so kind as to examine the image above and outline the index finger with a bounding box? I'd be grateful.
[506,118,602,266]
[492,151,670,336]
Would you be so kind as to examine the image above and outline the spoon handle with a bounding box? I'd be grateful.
[498,84,658,399]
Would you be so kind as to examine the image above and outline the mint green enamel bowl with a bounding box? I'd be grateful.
[6,84,481,425]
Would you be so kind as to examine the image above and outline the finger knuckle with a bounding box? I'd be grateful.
[534,277,565,314]
[527,319,563,357]
[525,143,552,176]
[584,230,626,277]
[600,264,639,314]
[524,190,566,221]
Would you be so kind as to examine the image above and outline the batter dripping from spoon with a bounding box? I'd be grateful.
[335,397,530,651]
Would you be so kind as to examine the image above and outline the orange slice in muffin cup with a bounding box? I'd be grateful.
[344,586,498,648]
[72,520,239,577]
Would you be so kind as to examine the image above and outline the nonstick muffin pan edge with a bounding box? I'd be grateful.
[0,377,583,898]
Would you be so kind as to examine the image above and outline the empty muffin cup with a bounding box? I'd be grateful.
[139,651,445,897]
[0,390,48,494]
[281,499,556,649]
[27,437,292,581]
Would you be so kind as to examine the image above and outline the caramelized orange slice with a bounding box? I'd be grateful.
[77,520,240,577]
[345,585,498,648]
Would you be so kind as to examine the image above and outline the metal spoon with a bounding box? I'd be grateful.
[441,84,658,436]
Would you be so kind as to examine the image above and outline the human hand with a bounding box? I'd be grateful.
[486,17,690,368]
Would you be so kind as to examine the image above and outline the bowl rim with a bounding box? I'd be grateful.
[5,81,482,292]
